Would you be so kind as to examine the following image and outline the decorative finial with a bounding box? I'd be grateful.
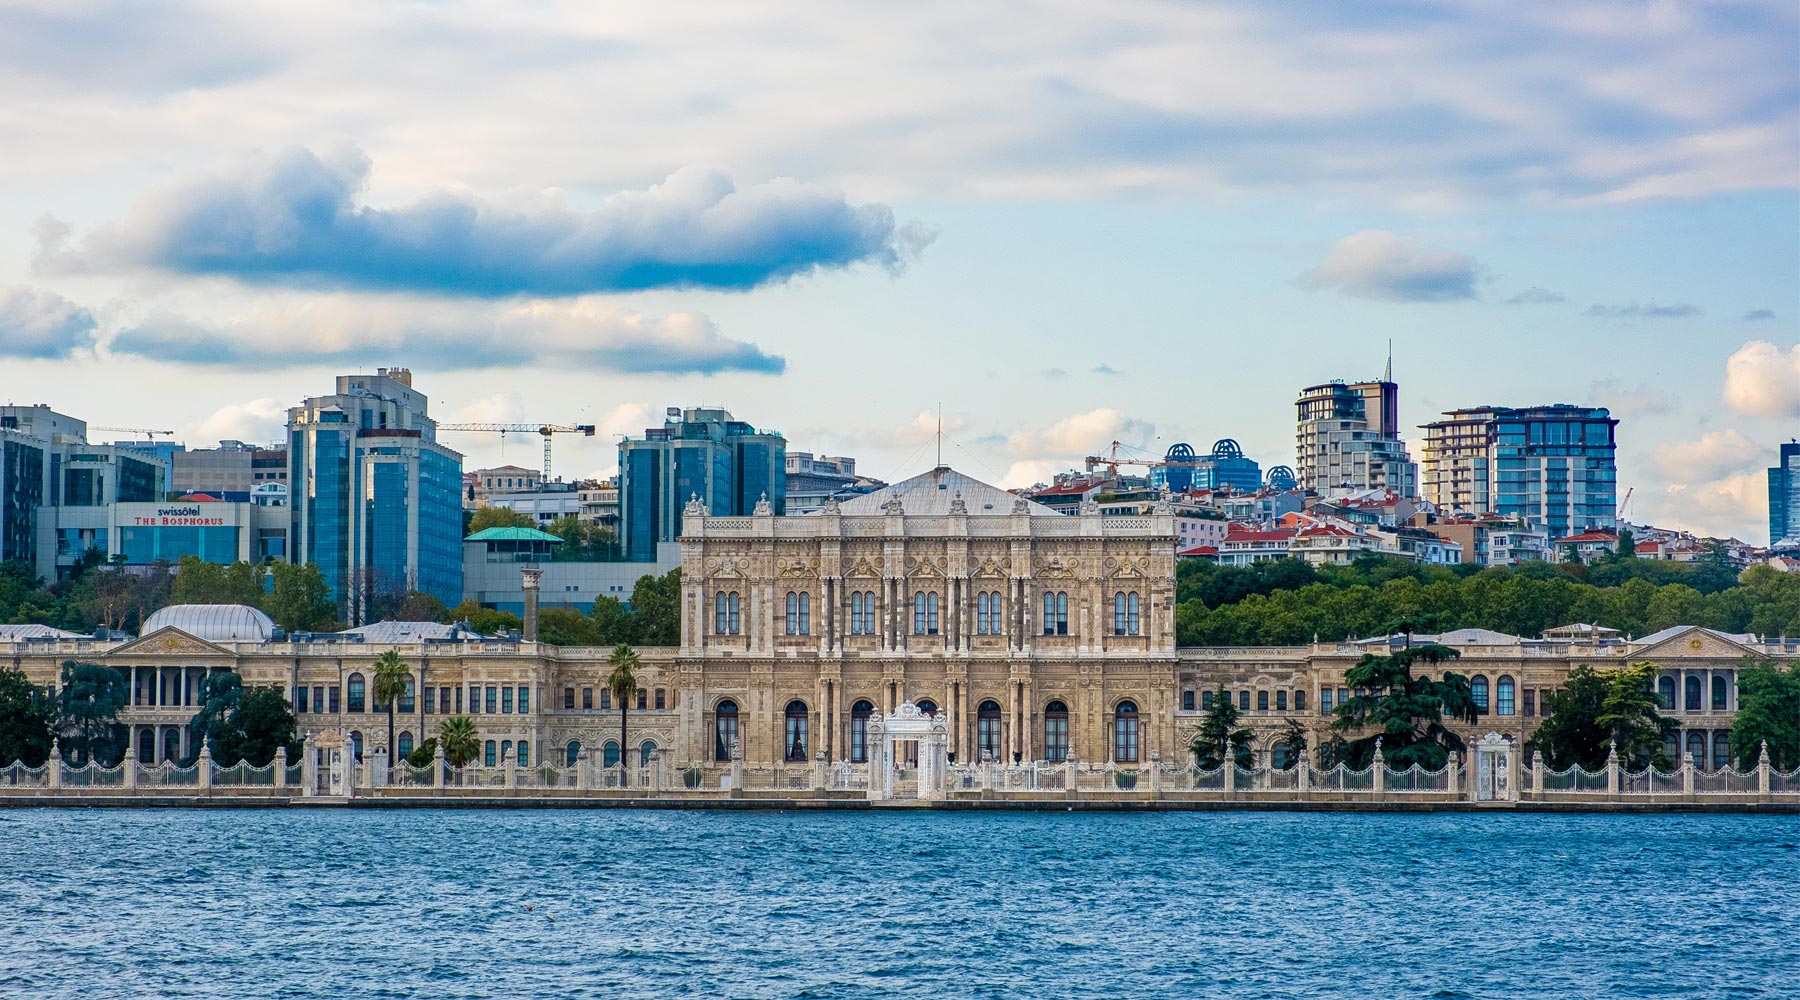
[683,492,707,517]
[753,492,773,516]
[948,492,967,515]
[822,494,840,514]
[1011,495,1029,515]
[882,496,904,516]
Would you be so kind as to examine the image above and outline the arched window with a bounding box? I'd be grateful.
[977,700,1002,760]
[784,701,810,762]
[1113,701,1140,763]
[714,700,739,762]
[565,740,582,767]
[851,699,874,763]
[347,672,366,713]
[639,740,656,767]
[913,592,939,635]
[1711,676,1727,711]
[162,729,179,763]
[976,592,991,635]
[1182,690,1195,711]
[786,592,799,634]
[853,591,876,635]
[397,731,414,759]
[1713,731,1731,770]
[1295,689,1307,712]
[1685,730,1705,767]
[1684,675,1702,711]
[1657,676,1676,710]
[1471,675,1490,714]
[1272,741,1291,770]
[602,740,621,768]
[484,740,496,767]
[350,731,364,761]
[1043,592,1069,635]
[501,740,512,765]
[1496,676,1516,716]
[138,728,155,763]
[916,699,938,717]
[716,591,742,634]
[1112,592,1141,635]
[1044,701,1069,762]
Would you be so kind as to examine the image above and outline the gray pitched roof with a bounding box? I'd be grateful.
[828,466,1057,517]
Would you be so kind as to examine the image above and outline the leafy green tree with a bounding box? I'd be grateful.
[219,687,301,766]
[1615,527,1637,559]
[1331,644,1477,770]
[406,737,439,768]
[56,661,129,765]
[371,649,411,761]
[446,600,524,635]
[1275,717,1309,769]
[0,666,57,766]
[1190,684,1251,769]
[1531,662,1669,770]
[538,607,600,646]
[189,670,245,757]
[544,515,619,561]
[438,716,480,768]
[468,506,536,532]
[266,562,339,631]
[627,569,681,646]
[589,594,633,644]
[391,590,449,623]
[172,557,265,606]
[606,644,641,777]
[1731,658,1800,770]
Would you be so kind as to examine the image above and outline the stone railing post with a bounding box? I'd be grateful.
[1757,741,1771,801]
[1371,739,1386,799]
[197,744,214,796]
[367,746,389,789]
[1065,754,1078,799]
[1682,755,1695,798]
[1531,751,1545,802]
[273,746,287,791]
[1297,752,1311,797]
[300,733,317,797]
[123,746,138,792]
[1223,748,1237,796]
[1446,751,1459,799]
[730,756,744,795]
[503,747,516,789]
[1606,741,1620,799]
[433,744,446,790]
[654,749,670,794]
[1148,750,1162,795]
[47,740,62,791]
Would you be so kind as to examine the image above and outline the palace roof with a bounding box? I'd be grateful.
[141,604,277,642]
[829,467,1059,517]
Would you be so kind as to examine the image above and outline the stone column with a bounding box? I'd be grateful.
[811,750,826,793]
[1223,750,1236,796]
[1371,739,1385,799]
[197,744,213,796]
[301,733,317,797]
[521,566,542,643]
[433,744,446,790]
[1758,741,1771,801]
[1447,751,1459,799]
[1605,741,1620,799]
[1682,753,1695,797]
[1298,752,1311,796]
[47,740,61,790]
[1065,752,1078,799]
[368,746,389,788]
[503,746,516,789]
[1531,750,1544,801]
[273,746,287,791]
[122,746,138,791]
[1148,750,1162,795]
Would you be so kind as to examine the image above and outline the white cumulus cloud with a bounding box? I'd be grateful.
[1722,340,1800,417]
[1298,230,1479,302]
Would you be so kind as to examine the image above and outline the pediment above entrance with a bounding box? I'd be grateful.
[107,627,235,659]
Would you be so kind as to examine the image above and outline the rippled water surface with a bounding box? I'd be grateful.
[1,808,1795,999]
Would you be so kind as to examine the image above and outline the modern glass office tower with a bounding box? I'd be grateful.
[287,369,463,624]
[618,407,785,562]
[1771,441,1800,547]
[0,405,166,580]
[1420,404,1619,537]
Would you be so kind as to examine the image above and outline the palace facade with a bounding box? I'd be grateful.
[3,468,1790,772]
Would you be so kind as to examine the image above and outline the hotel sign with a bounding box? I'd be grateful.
[122,504,233,527]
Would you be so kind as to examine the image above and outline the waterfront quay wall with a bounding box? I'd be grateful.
[4,747,1797,811]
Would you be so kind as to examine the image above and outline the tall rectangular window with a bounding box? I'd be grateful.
[1239,691,1250,712]
[485,686,498,714]
[312,686,324,715]
[655,689,666,710]
[582,688,593,710]
[1321,689,1333,714]
[502,687,514,714]
[564,687,575,710]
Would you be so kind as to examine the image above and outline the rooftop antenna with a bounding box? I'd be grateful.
[936,403,943,469]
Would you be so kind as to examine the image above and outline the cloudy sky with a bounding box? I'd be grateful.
[1,1,1796,540]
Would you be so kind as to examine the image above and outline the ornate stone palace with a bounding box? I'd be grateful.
[3,467,1792,774]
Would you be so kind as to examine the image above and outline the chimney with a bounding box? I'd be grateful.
[521,566,542,643]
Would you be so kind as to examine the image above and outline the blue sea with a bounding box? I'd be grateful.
[0,808,1793,999]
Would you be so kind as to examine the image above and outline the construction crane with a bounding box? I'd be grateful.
[92,426,176,444]
[1083,440,1158,476]
[435,423,596,481]
[1617,486,1634,520]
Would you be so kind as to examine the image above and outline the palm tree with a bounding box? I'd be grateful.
[438,715,480,769]
[371,649,410,763]
[606,644,640,780]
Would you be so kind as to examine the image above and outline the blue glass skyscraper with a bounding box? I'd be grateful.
[1771,441,1799,547]
[288,369,464,624]
[618,407,785,562]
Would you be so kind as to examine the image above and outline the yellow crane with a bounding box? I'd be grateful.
[435,423,596,481]
[91,426,176,444]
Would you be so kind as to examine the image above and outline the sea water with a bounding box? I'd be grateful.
[0,808,1793,999]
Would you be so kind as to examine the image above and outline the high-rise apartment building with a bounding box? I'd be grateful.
[1420,405,1618,538]
[1294,379,1417,495]
[1771,441,1800,547]
[0,405,167,580]
[287,369,463,623]
[618,407,785,561]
